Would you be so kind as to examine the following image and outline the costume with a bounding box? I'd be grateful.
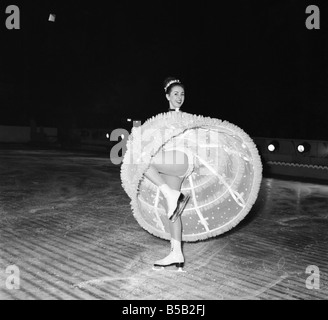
[120,110,262,242]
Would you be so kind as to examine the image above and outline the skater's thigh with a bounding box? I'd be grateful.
[152,150,188,177]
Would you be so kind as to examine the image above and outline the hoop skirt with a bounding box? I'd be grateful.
[120,111,262,242]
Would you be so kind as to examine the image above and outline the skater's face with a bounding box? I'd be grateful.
[166,85,185,109]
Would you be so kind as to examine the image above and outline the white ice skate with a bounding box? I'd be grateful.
[159,184,190,222]
[152,239,186,272]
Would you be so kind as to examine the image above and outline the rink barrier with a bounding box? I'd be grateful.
[254,137,328,181]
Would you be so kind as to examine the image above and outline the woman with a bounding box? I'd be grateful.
[143,77,192,269]
[121,77,262,271]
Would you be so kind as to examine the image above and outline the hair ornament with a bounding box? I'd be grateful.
[164,79,181,92]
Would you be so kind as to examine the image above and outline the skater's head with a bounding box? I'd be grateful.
[163,77,185,110]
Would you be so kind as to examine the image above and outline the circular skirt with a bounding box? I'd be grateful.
[120,111,262,242]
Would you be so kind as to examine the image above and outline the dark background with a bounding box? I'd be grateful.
[1,0,327,139]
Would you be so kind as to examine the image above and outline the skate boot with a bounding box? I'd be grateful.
[159,184,189,222]
[153,238,184,272]
[169,193,190,223]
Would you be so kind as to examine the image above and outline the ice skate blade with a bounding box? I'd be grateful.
[152,266,186,273]
[152,262,185,272]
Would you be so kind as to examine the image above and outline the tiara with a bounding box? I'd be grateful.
[164,79,181,91]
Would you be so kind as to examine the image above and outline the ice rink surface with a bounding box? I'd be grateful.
[0,148,327,300]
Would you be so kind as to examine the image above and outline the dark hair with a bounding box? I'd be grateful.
[163,76,185,94]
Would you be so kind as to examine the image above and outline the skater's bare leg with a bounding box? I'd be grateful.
[144,165,166,186]
[143,150,188,268]
[144,150,188,184]
[153,150,188,176]
[144,150,188,219]
[162,174,183,242]
[154,173,184,268]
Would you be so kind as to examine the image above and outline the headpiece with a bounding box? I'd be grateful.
[164,79,181,92]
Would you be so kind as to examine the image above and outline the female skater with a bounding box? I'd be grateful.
[121,76,262,271]
[143,77,191,269]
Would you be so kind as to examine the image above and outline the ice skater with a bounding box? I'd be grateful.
[120,76,262,272]
[144,77,191,270]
